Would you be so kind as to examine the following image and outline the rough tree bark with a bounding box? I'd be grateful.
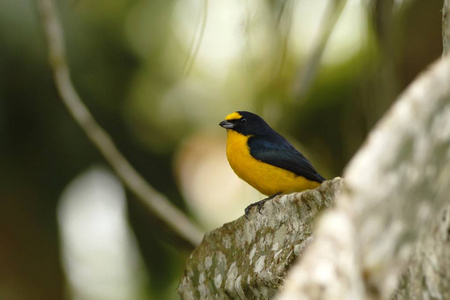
[178,178,343,299]
[392,204,450,299]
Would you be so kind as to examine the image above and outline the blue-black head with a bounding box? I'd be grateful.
[219,111,273,136]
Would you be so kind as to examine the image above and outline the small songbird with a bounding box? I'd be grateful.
[219,111,325,218]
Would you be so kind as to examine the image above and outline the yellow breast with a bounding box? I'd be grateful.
[225,130,320,196]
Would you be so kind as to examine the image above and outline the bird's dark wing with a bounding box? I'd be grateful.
[248,134,325,183]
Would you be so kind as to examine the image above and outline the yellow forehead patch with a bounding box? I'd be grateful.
[225,112,242,121]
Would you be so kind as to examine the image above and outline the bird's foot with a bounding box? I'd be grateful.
[244,192,281,220]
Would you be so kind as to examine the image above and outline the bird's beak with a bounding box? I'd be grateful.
[219,120,234,129]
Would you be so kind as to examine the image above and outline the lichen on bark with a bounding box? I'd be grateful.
[178,178,343,299]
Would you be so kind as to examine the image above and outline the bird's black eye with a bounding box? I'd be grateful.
[240,118,246,124]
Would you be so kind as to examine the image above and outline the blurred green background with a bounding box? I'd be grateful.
[0,0,442,299]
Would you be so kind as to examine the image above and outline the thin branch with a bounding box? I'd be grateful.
[368,0,397,126]
[275,0,294,76]
[292,0,347,99]
[182,0,208,77]
[443,0,450,56]
[37,0,204,247]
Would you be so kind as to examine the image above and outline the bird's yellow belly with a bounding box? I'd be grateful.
[226,130,320,196]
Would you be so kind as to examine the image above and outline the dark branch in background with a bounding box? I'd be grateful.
[292,0,347,100]
[444,0,450,56]
[182,0,208,77]
[275,0,294,76]
[368,0,398,125]
[37,0,204,248]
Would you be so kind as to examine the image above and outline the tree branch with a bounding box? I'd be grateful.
[279,54,450,298]
[292,0,348,99]
[182,0,208,76]
[37,0,204,247]
[178,178,343,299]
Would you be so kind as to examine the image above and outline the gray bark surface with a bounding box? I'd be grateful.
[278,55,450,299]
[178,178,343,299]
[392,204,450,299]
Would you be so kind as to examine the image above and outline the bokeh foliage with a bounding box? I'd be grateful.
[0,0,442,299]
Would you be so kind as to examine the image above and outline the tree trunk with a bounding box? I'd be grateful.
[278,55,450,299]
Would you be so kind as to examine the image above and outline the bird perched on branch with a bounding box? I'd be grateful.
[219,111,325,218]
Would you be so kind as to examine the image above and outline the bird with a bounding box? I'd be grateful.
[219,111,325,218]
